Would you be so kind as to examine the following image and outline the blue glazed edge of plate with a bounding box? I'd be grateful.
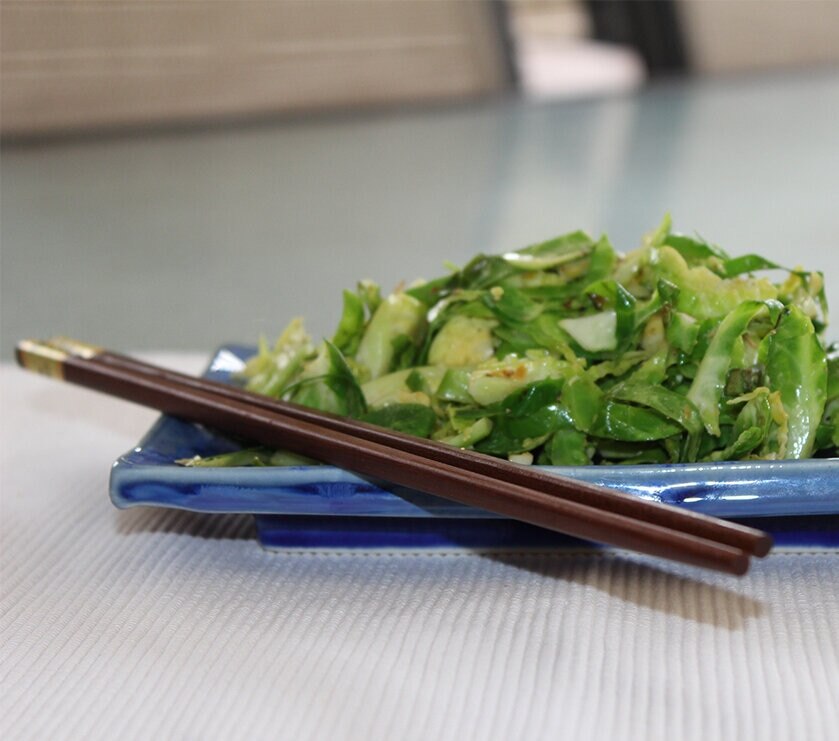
[253,514,839,552]
[110,345,839,525]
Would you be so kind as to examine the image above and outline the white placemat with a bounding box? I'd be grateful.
[2,358,838,741]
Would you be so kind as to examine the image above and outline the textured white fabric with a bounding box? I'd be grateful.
[2,358,838,741]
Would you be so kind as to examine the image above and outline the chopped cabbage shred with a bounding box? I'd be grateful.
[186,217,837,467]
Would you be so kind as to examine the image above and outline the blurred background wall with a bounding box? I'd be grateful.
[4,0,839,138]
[0,1,511,136]
[680,0,839,74]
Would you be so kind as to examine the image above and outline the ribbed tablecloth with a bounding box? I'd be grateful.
[2,357,838,741]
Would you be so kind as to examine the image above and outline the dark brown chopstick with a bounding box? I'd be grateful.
[44,337,772,559]
[17,338,763,575]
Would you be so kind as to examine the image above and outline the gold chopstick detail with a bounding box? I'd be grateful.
[16,340,67,380]
[46,337,104,359]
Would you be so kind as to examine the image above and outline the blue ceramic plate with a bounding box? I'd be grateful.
[110,345,839,551]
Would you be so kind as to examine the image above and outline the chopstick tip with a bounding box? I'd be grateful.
[731,551,751,576]
[752,532,774,558]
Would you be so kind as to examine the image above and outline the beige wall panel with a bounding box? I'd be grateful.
[1,1,506,135]
[680,0,839,74]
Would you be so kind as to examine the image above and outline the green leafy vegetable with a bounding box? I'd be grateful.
[764,307,828,458]
[182,217,836,468]
[361,404,436,438]
[331,289,365,355]
[687,300,783,435]
[355,293,426,379]
[178,448,317,467]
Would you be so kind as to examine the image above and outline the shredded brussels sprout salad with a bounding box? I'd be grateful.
[186,216,838,468]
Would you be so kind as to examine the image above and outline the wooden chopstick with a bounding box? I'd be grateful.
[16,338,763,575]
[44,338,772,559]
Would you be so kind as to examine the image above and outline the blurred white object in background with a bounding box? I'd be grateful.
[510,0,645,99]
[516,39,645,99]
